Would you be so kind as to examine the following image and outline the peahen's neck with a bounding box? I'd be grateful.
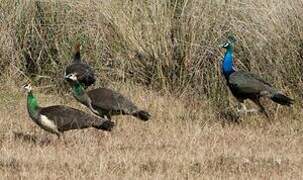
[72,82,89,104]
[73,52,81,63]
[222,46,235,78]
[27,91,39,118]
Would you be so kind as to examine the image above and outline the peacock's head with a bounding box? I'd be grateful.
[64,73,78,82]
[221,41,232,49]
[21,84,32,93]
[220,35,236,49]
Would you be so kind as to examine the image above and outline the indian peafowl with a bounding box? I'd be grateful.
[22,84,114,138]
[220,36,294,117]
[64,73,151,121]
[64,43,96,88]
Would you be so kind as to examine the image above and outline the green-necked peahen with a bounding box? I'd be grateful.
[64,73,151,121]
[22,84,114,138]
[64,43,96,88]
[220,36,294,117]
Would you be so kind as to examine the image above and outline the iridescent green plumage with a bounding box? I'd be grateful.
[27,91,39,119]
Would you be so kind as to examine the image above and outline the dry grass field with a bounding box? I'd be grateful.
[1,82,303,179]
[1,0,303,179]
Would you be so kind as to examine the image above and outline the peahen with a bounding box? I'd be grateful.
[220,36,294,117]
[64,43,96,88]
[64,73,151,121]
[22,84,114,138]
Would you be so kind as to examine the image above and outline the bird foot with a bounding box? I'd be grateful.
[246,108,258,113]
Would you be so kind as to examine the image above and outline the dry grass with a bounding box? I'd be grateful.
[1,83,303,179]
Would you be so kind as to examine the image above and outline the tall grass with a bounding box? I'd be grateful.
[1,0,303,107]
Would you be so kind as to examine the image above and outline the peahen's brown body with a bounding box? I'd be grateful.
[65,74,151,121]
[23,84,114,138]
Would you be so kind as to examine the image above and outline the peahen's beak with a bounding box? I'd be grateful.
[64,73,70,80]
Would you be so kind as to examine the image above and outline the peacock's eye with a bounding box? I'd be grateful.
[223,42,229,48]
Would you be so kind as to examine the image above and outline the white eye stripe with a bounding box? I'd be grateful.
[66,73,78,81]
[25,84,32,90]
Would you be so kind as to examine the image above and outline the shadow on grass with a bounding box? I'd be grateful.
[217,110,241,126]
[13,131,51,146]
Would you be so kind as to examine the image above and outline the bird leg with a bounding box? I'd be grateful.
[237,103,247,115]
[62,134,68,146]
[60,134,69,146]
[246,109,258,113]
[237,103,258,115]
[251,99,269,119]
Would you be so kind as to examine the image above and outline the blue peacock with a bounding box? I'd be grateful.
[220,36,294,117]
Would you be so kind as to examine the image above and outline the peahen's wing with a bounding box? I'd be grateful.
[87,88,138,113]
[39,105,106,131]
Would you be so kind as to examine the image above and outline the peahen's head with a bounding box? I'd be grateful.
[21,84,32,93]
[65,73,87,90]
[64,73,78,82]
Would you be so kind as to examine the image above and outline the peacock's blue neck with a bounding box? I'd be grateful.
[222,47,235,78]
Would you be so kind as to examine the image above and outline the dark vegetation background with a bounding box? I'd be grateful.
[0,0,303,106]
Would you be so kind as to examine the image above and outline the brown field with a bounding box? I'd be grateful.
[1,83,303,179]
[1,0,303,179]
